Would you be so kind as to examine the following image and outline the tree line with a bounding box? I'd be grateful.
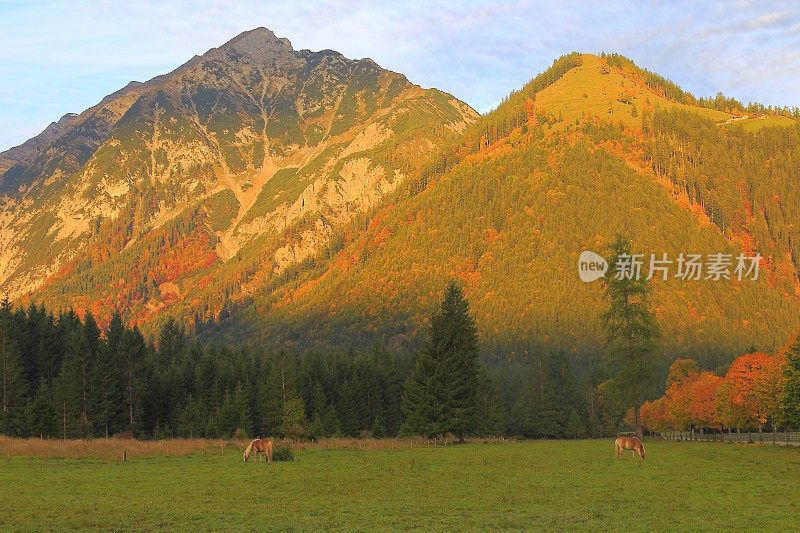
[0,285,602,441]
[5,272,789,442]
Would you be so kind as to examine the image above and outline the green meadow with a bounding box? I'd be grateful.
[1,440,799,531]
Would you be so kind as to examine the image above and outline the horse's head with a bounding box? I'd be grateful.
[243,450,249,462]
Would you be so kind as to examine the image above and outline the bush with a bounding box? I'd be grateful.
[272,444,294,462]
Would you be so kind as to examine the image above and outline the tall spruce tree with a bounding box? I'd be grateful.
[402,281,480,441]
[601,235,660,439]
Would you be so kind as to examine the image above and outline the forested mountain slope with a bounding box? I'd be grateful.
[214,53,800,367]
[3,39,798,367]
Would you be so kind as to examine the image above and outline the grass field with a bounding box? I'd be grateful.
[1,439,799,531]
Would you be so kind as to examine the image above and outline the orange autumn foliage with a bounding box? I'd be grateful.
[642,352,786,433]
[687,371,723,428]
[724,352,776,427]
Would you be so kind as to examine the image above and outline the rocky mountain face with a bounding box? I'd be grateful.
[0,28,476,324]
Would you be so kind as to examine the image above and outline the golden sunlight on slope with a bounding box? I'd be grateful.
[532,54,731,128]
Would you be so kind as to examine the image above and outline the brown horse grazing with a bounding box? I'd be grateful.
[243,437,273,464]
[614,436,646,460]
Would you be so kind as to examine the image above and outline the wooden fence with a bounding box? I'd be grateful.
[652,430,800,446]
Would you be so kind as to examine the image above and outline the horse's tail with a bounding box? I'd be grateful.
[639,438,646,458]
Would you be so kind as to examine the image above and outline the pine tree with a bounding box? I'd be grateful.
[601,235,660,439]
[158,318,185,364]
[178,393,205,438]
[402,281,480,441]
[16,303,40,387]
[232,382,252,437]
[25,378,57,438]
[565,409,587,438]
[36,311,62,386]
[83,311,101,360]
[0,314,28,436]
[105,312,125,355]
[281,397,307,440]
[375,350,403,436]
[474,368,505,436]
[257,359,291,436]
[337,380,360,437]
[370,412,387,438]
[310,383,339,437]
[401,349,443,438]
[215,389,236,438]
[53,345,84,439]
[508,363,563,439]
[58,323,94,435]
[207,380,224,436]
[92,343,122,438]
[119,327,146,432]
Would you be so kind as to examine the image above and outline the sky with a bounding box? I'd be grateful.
[1,0,799,149]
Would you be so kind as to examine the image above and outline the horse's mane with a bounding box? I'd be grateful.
[244,439,256,456]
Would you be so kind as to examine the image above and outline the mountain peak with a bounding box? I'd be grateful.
[219,27,293,58]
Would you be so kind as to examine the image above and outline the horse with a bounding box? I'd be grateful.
[243,437,273,464]
[614,435,646,460]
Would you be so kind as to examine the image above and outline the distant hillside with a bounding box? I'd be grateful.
[209,53,800,367]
